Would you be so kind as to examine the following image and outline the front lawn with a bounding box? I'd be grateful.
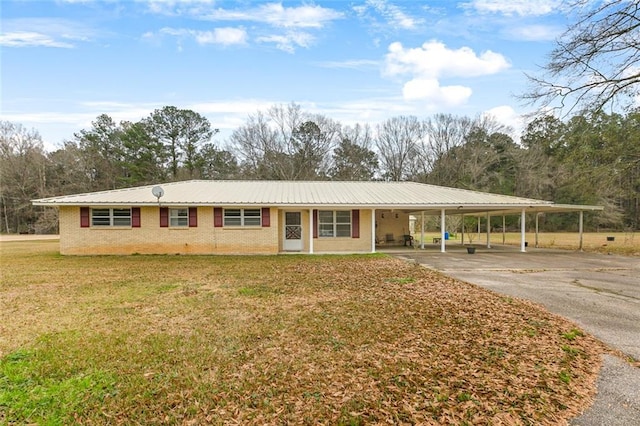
[0,240,607,424]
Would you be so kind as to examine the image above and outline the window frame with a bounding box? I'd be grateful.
[91,208,132,227]
[223,208,262,227]
[169,208,189,227]
[317,210,351,238]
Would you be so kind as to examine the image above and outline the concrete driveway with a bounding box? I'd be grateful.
[391,246,640,426]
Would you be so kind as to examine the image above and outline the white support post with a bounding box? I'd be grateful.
[579,211,584,252]
[502,216,506,245]
[309,208,314,254]
[520,209,526,252]
[486,212,491,249]
[440,209,446,253]
[461,214,465,245]
[535,213,540,248]
[371,209,376,253]
[477,216,481,242]
[420,211,425,249]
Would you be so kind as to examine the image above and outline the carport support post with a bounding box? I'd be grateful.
[579,211,584,251]
[371,209,376,253]
[420,211,425,249]
[461,214,465,245]
[520,209,526,252]
[502,216,506,245]
[535,213,540,248]
[486,212,491,249]
[309,208,314,254]
[440,209,446,253]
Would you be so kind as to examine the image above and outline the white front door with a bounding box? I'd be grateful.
[283,211,303,251]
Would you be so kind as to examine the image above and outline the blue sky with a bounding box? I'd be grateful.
[1,0,570,150]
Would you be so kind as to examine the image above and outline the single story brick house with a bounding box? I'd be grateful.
[32,180,601,255]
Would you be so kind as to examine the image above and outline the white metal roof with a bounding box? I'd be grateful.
[32,180,602,213]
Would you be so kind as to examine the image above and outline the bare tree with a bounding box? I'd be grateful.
[230,103,338,180]
[421,114,474,184]
[524,0,640,114]
[330,124,378,180]
[375,116,424,181]
[0,122,48,233]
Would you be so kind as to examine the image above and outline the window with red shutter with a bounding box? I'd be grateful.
[261,208,270,227]
[132,207,141,228]
[159,207,169,227]
[80,207,90,228]
[214,207,223,227]
[189,207,198,227]
[351,210,360,238]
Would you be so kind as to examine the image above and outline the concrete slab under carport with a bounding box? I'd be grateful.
[389,246,640,426]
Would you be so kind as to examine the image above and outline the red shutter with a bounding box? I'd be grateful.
[214,207,223,227]
[160,207,169,227]
[132,207,141,228]
[189,207,198,227]
[261,207,270,227]
[80,207,90,228]
[352,209,360,238]
[313,209,318,238]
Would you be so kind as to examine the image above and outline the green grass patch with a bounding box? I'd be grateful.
[0,347,116,425]
[562,328,585,341]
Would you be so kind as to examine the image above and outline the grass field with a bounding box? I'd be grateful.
[415,231,639,256]
[0,240,615,424]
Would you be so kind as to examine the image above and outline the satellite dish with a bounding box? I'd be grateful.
[152,186,164,201]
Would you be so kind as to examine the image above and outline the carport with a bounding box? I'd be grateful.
[393,203,603,253]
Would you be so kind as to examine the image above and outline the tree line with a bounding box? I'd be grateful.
[1,103,638,234]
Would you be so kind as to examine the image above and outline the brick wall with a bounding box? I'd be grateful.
[58,206,374,255]
[59,206,279,255]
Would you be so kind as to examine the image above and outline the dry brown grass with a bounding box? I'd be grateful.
[0,240,611,425]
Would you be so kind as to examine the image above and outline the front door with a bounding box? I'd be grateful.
[283,211,303,251]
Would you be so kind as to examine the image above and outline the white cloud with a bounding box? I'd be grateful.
[186,2,344,29]
[143,0,216,16]
[384,40,510,79]
[464,0,561,17]
[364,0,424,30]
[0,31,75,48]
[506,24,562,41]
[0,18,95,48]
[197,27,247,45]
[256,31,314,53]
[154,26,248,46]
[383,40,509,106]
[403,78,472,106]
[484,105,526,137]
[314,59,380,70]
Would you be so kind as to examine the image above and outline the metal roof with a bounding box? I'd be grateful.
[32,180,602,213]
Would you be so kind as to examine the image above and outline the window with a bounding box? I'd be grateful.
[223,208,261,227]
[91,208,131,227]
[318,210,351,237]
[170,208,188,227]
